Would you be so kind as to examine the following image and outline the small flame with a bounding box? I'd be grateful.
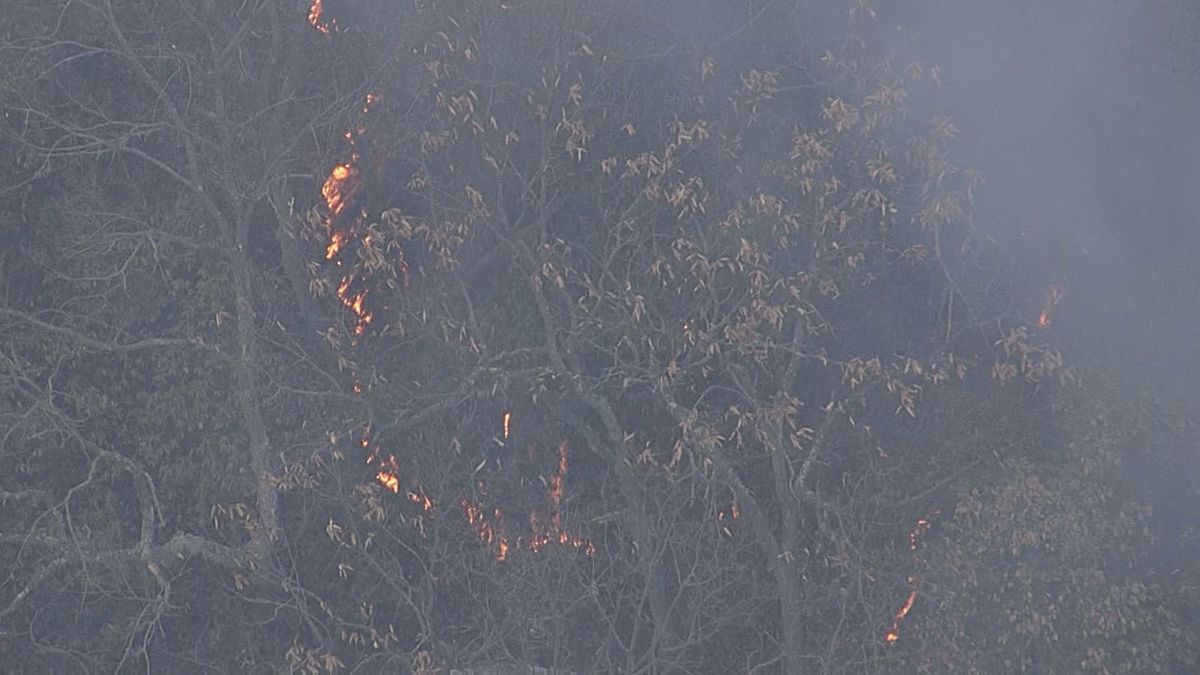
[376,470,400,493]
[716,498,741,532]
[321,163,358,225]
[307,0,334,34]
[408,488,435,512]
[373,450,402,494]
[1036,283,1065,328]
[319,94,383,336]
[459,441,594,560]
[886,512,938,645]
[325,230,346,260]
[548,440,568,507]
[356,427,404,494]
[885,587,918,644]
[909,517,931,550]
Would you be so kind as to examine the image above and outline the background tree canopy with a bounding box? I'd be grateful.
[1,0,1197,673]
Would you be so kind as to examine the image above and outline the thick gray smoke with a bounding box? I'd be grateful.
[864,0,1200,573]
[879,0,1200,399]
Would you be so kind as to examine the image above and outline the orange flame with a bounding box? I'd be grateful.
[909,516,931,550]
[319,94,383,337]
[548,440,567,507]
[408,488,435,513]
[375,453,401,493]
[458,441,594,560]
[528,441,594,554]
[717,496,741,536]
[886,511,939,645]
[357,427,404,494]
[458,495,511,560]
[376,470,400,493]
[321,163,358,225]
[307,0,334,34]
[308,11,428,535]
[885,585,918,644]
[1036,283,1065,328]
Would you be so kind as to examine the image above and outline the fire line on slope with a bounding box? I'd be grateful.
[309,8,591,563]
[885,509,938,645]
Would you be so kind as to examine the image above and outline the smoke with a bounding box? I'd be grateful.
[858,0,1200,579]
[877,0,1200,399]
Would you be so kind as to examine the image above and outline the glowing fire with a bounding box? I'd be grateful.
[308,6,590,568]
[375,469,400,494]
[1036,283,1065,328]
[909,516,931,550]
[458,440,595,561]
[317,93,387,337]
[717,498,741,536]
[529,441,593,554]
[362,428,402,494]
[344,426,436,513]
[307,0,334,34]
[885,584,918,644]
[408,488,434,512]
[459,496,511,560]
[549,440,567,506]
[886,510,939,645]
[321,164,358,229]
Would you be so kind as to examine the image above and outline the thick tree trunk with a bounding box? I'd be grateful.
[775,559,807,675]
[770,419,807,675]
[232,216,278,558]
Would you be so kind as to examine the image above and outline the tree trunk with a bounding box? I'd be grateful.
[232,215,278,558]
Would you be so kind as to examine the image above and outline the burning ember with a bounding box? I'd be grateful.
[1036,283,1065,328]
[909,515,932,550]
[408,488,434,513]
[307,0,334,34]
[361,427,402,494]
[316,92,391,337]
[307,4,585,568]
[345,426,436,513]
[884,583,918,645]
[458,440,595,561]
[717,498,741,536]
[885,510,939,645]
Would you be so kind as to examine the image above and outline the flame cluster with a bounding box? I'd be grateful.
[885,510,939,645]
[459,440,595,561]
[308,6,588,564]
[908,514,932,551]
[884,580,918,645]
[716,499,741,537]
[459,490,511,560]
[363,427,400,494]
[317,93,388,337]
[309,10,411,504]
[307,0,335,35]
[1036,283,1065,328]
[359,427,435,513]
